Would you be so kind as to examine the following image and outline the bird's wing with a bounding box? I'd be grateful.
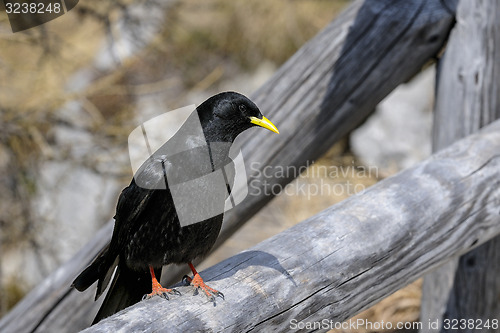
[111,156,174,254]
[92,265,161,325]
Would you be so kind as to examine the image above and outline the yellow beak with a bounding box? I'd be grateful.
[249,116,279,134]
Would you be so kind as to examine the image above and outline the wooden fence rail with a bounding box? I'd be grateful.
[83,119,500,332]
[0,0,458,332]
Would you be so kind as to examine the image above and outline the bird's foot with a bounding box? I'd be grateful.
[142,279,181,301]
[183,274,224,302]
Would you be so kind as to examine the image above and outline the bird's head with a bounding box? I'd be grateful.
[197,91,279,142]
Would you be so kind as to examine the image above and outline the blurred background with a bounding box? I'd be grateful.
[0,0,435,331]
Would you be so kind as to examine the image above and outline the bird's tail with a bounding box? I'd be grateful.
[72,244,116,299]
[72,245,158,324]
[91,264,155,324]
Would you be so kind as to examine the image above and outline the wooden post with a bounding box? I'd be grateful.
[420,1,500,331]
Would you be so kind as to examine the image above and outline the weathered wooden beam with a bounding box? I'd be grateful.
[84,119,500,332]
[0,0,457,332]
[421,0,500,331]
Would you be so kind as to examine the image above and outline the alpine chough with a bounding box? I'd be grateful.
[72,91,279,324]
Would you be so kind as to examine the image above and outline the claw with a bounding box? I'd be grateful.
[187,273,224,303]
[182,275,192,286]
[185,263,224,303]
[143,266,180,301]
[143,287,179,300]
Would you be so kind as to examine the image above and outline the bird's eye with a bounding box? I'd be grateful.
[239,105,246,113]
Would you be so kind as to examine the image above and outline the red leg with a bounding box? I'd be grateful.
[184,262,224,302]
[142,266,180,300]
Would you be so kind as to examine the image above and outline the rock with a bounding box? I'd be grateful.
[350,66,435,176]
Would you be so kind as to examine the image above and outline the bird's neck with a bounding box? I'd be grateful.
[202,121,238,144]
[205,140,232,171]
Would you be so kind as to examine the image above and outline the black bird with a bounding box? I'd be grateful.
[72,92,279,324]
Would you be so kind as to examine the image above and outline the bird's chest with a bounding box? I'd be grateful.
[123,149,232,270]
[124,201,224,269]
